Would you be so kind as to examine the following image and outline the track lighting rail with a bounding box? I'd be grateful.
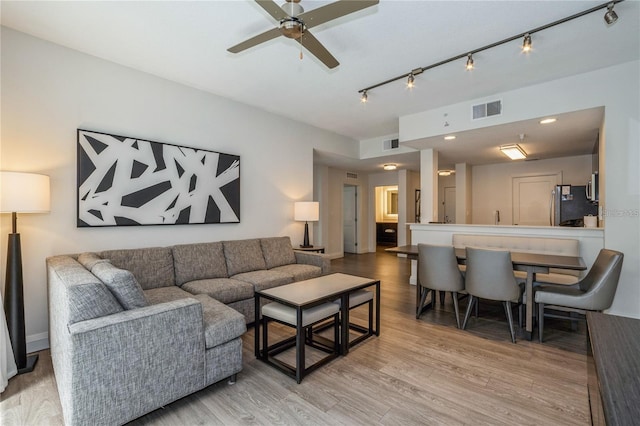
[358,0,623,96]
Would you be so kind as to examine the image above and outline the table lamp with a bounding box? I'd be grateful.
[0,171,50,374]
[294,201,319,248]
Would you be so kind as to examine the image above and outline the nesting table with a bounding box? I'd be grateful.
[254,273,380,382]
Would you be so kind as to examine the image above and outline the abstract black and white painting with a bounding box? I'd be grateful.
[77,130,240,227]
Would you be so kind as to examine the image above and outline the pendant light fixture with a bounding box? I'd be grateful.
[407,73,415,89]
[604,2,618,24]
[361,90,368,103]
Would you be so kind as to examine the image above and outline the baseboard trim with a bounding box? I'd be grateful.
[27,332,49,353]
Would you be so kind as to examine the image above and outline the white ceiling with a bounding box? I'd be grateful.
[2,0,638,171]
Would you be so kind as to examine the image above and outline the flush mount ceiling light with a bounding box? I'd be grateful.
[383,164,397,171]
[604,2,619,24]
[438,170,455,176]
[444,135,456,140]
[357,1,624,100]
[500,144,527,160]
[539,117,557,124]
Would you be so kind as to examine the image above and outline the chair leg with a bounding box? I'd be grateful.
[504,301,516,343]
[439,291,446,305]
[538,302,545,343]
[462,295,475,330]
[518,304,523,329]
[452,291,461,329]
[416,287,429,319]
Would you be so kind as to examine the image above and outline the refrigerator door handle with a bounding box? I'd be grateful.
[549,189,555,226]
[586,180,592,201]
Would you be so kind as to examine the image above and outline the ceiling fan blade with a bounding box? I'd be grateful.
[299,0,379,30]
[296,31,339,69]
[255,0,289,22]
[228,27,282,53]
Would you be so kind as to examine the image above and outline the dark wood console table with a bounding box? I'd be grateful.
[587,312,640,425]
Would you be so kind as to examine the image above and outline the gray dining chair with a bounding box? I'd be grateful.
[417,244,465,327]
[462,247,523,343]
[535,248,623,342]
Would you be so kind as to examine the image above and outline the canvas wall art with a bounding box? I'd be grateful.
[77,129,240,227]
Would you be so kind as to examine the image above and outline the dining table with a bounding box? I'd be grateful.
[386,245,587,341]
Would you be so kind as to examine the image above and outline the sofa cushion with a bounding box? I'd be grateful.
[143,286,195,305]
[181,278,254,304]
[270,264,321,282]
[77,252,110,270]
[92,262,149,310]
[173,242,228,286]
[232,269,293,292]
[260,237,297,269]
[223,239,267,276]
[101,247,175,289]
[192,294,246,349]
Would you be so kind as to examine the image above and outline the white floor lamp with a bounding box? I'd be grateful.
[0,171,50,374]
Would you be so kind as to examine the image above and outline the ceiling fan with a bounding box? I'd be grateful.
[228,0,379,69]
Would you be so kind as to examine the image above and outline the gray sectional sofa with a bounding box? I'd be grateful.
[46,236,329,426]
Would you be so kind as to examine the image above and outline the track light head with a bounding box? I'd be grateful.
[604,3,618,25]
[407,73,415,89]
[360,90,368,103]
[522,33,532,52]
[465,53,474,71]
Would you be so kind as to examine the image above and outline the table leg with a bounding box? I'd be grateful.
[296,307,304,383]
[525,267,534,341]
[341,293,350,355]
[254,295,260,357]
[375,281,380,336]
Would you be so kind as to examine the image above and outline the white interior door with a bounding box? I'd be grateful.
[512,174,561,225]
[343,185,357,253]
[444,187,456,224]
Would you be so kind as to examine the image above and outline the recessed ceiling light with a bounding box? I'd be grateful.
[444,135,456,140]
[383,164,397,171]
[539,118,557,124]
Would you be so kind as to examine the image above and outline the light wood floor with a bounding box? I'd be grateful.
[1,249,589,425]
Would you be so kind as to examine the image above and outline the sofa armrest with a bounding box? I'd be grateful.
[64,298,205,426]
[294,251,331,274]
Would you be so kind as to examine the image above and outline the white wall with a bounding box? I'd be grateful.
[472,154,593,225]
[401,60,640,319]
[0,27,358,351]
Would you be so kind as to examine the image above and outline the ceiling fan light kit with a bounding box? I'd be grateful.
[228,0,379,69]
[358,0,623,100]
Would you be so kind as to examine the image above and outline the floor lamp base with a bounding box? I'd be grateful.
[17,354,38,375]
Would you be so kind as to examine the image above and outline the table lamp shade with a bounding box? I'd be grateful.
[294,202,319,222]
[1,172,50,213]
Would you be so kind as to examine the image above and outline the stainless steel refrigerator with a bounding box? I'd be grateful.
[551,185,598,226]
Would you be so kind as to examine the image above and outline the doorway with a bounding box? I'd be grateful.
[343,185,358,254]
[443,186,456,224]
[512,173,561,225]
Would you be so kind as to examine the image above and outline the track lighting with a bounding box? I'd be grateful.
[604,2,618,25]
[358,1,624,101]
[522,33,532,52]
[465,54,474,71]
[407,73,415,89]
[361,90,368,103]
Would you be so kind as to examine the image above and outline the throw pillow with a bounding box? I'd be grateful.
[91,262,149,310]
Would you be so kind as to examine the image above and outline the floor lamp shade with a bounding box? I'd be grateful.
[294,201,319,248]
[1,171,50,375]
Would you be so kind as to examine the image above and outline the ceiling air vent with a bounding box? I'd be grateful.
[383,138,399,150]
[472,100,502,120]
[346,172,358,179]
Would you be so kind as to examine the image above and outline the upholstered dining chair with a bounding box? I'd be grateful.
[462,247,523,343]
[535,248,623,343]
[417,244,465,327]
